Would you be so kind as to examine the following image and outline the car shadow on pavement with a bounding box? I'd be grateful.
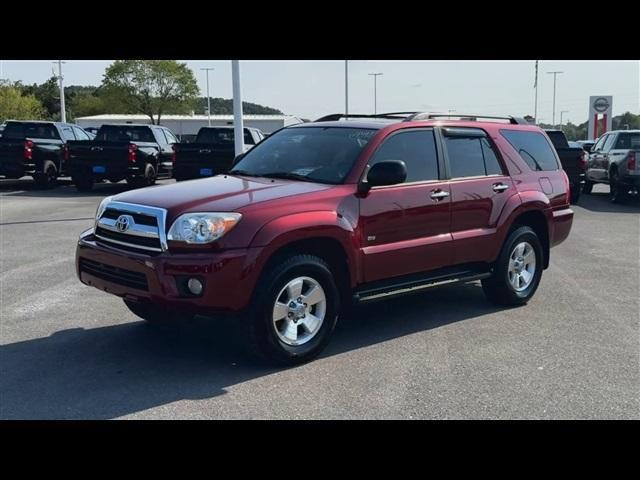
[577,191,640,214]
[0,283,504,419]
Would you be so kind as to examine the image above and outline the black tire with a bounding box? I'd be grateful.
[244,254,341,366]
[570,182,581,204]
[582,179,594,194]
[73,175,94,192]
[33,160,58,189]
[128,164,156,189]
[123,299,195,325]
[609,169,627,204]
[482,226,544,307]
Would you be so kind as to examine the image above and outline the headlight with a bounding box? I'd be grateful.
[95,196,112,224]
[167,212,242,244]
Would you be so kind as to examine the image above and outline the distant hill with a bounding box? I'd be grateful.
[196,97,283,115]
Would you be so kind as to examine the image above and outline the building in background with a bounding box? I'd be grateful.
[75,114,304,141]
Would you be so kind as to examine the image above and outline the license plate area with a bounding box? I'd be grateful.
[93,166,106,173]
[200,168,213,176]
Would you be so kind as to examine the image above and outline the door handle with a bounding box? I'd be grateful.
[430,189,450,201]
[492,183,509,193]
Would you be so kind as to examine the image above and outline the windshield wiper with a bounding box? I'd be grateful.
[259,172,317,182]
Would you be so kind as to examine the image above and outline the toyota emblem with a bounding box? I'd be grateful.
[115,215,133,233]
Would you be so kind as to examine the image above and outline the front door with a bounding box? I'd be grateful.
[359,128,453,283]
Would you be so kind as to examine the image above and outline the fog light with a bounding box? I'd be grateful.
[187,278,203,295]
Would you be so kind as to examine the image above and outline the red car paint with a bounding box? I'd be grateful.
[76,118,573,313]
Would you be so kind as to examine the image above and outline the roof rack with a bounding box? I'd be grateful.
[403,113,531,125]
[314,113,412,122]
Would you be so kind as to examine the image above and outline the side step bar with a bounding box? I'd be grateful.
[353,270,493,304]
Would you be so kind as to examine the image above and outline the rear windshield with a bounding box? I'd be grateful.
[501,130,560,171]
[545,131,569,149]
[95,125,155,143]
[614,132,640,150]
[196,128,254,146]
[2,122,59,140]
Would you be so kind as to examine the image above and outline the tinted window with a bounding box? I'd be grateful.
[445,137,486,178]
[72,127,90,140]
[545,131,569,149]
[244,129,255,145]
[501,130,559,171]
[481,138,503,175]
[614,132,640,150]
[370,130,439,183]
[96,126,155,143]
[2,122,58,140]
[61,127,76,141]
[196,128,235,146]
[230,127,376,184]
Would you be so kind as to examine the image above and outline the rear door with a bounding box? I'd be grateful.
[588,133,611,181]
[442,128,517,265]
[152,127,175,176]
[359,128,453,282]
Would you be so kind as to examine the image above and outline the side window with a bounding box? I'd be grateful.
[481,138,504,175]
[153,128,168,144]
[602,134,616,152]
[370,129,439,183]
[244,129,255,145]
[592,135,606,152]
[163,129,178,144]
[445,137,486,178]
[500,130,559,171]
[72,127,90,140]
[61,126,76,141]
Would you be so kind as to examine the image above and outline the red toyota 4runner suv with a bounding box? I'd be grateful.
[76,113,574,365]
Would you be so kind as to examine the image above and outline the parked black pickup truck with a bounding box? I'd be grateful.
[545,129,587,204]
[0,120,93,188]
[172,126,264,181]
[67,124,179,191]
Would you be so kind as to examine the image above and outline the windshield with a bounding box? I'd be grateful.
[229,126,376,184]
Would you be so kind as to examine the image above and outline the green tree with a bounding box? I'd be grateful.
[21,76,59,119]
[0,81,45,122]
[195,97,283,115]
[101,60,199,124]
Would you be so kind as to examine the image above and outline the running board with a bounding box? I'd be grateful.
[353,270,492,304]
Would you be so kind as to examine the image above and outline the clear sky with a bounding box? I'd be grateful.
[1,60,638,124]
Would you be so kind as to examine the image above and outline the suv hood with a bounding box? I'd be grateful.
[111,174,332,214]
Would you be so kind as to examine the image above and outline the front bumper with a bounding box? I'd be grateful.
[76,228,261,313]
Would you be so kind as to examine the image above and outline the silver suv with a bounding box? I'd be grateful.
[583,130,640,202]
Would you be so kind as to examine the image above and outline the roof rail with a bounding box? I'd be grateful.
[314,113,411,122]
[404,113,531,125]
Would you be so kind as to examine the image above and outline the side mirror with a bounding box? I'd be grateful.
[361,160,407,192]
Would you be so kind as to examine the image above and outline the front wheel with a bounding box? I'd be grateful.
[245,254,340,366]
[482,226,543,306]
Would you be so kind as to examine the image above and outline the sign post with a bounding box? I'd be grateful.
[587,96,613,140]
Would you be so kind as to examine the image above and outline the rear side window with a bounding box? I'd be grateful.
[444,136,504,178]
[501,130,559,171]
[370,129,439,183]
[2,122,59,140]
[614,132,640,150]
[244,129,255,145]
[163,129,178,144]
[602,134,617,151]
[61,126,76,141]
[72,127,91,140]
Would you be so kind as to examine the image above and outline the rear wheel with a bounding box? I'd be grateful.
[582,179,594,194]
[570,182,581,203]
[73,176,94,192]
[482,226,543,306]
[33,160,58,189]
[123,300,195,325]
[609,169,627,203]
[128,164,156,188]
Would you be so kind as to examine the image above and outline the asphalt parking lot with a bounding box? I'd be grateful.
[1,178,638,419]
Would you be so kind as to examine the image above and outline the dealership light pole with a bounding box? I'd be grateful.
[201,67,215,126]
[547,70,563,128]
[345,60,349,119]
[368,73,383,115]
[53,60,67,123]
[231,60,244,156]
[533,60,539,124]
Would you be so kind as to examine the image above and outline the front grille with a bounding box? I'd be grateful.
[79,258,149,291]
[95,226,162,250]
[102,208,158,226]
